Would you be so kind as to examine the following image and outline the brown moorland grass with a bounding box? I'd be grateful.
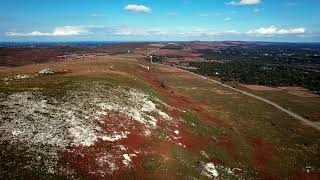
[0,55,319,179]
[142,62,320,178]
[236,83,320,122]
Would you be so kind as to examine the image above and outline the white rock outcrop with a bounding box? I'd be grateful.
[39,68,55,75]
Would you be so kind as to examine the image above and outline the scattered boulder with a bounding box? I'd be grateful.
[39,68,55,75]
[210,136,217,142]
[15,74,29,79]
[202,162,219,178]
[160,80,166,88]
[305,166,313,173]
[232,167,242,172]
[62,69,72,73]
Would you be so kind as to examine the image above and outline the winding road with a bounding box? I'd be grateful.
[188,71,320,131]
[146,44,320,131]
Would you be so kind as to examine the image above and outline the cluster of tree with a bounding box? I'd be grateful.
[190,61,320,94]
[162,45,185,50]
[198,46,320,66]
[146,55,184,62]
[0,48,6,56]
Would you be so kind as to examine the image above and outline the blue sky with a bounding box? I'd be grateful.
[1,0,319,42]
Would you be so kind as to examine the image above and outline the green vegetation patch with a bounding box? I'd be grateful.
[181,111,224,137]
[162,45,185,50]
[191,61,320,94]
[170,147,204,179]
[151,127,168,140]
[0,71,162,100]
[0,142,68,180]
[142,155,167,173]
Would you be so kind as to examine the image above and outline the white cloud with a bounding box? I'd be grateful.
[224,17,231,22]
[52,26,90,36]
[227,0,262,6]
[6,31,50,36]
[124,5,151,13]
[247,26,306,35]
[6,26,91,36]
[5,25,308,39]
[178,29,218,37]
[225,30,241,34]
[277,28,306,34]
[112,28,167,36]
[181,29,242,37]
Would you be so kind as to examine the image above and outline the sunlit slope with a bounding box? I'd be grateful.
[0,55,319,179]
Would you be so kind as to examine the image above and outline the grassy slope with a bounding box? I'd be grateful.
[0,55,319,179]
[148,62,320,178]
[233,83,320,122]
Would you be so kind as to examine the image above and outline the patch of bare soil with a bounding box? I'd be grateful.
[154,49,201,57]
[138,64,232,128]
[176,87,234,95]
[216,136,238,158]
[61,105,216,179]
[287,91,319,98]
[246,137,278,172]
[0,56,132,78]
[0,47,63,67]
[291,172,320,180]
[241,84,280,91]
[60,112,151,179]
[242,84,319,97]
[154,65,182,73]
[278,87,319,98]
[148,44,165,47]
[0,82,175,178]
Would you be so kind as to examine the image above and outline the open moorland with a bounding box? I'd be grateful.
[0,42,319,179]
[150,41,320,123]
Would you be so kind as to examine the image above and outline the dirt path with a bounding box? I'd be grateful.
[145,45,320,131]
[174,67,320,131]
